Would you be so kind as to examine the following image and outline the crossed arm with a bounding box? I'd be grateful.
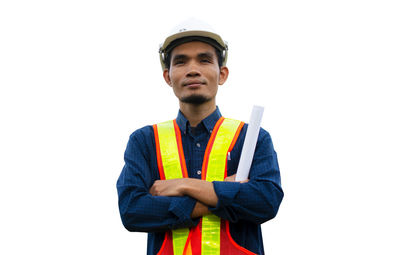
[117,128,283,232]
[149,175,246,218]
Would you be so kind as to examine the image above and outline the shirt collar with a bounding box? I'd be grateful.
[176,106,222,134]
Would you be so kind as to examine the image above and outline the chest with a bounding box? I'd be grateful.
[151,123,243,181]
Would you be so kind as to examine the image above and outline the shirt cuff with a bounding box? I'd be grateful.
[168,196,197,229]
[209,181,240,221]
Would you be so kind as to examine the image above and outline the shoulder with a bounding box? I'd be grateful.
[127,118,179,144]
[235,121,272,141]
[258,127,272,142]
[123,125,156,159]
[127,125,155,146]
[238,122,275,152]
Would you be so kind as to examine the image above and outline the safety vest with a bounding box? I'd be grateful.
[153,117,256,255]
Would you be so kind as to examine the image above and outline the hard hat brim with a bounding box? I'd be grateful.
[159,30,228,70]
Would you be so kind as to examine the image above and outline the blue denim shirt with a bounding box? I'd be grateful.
[117,107,283,255]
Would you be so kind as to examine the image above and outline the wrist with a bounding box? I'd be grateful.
[191,202,210,218]
[180,178,196,196]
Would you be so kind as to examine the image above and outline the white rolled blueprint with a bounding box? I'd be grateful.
[235,105,264,181]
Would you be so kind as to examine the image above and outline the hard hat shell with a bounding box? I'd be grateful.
[159,18,228,70]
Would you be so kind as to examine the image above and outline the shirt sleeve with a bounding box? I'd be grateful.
[209,129,284,224]
[117,128,198,232]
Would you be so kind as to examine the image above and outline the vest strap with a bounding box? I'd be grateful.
[154,120,189,255]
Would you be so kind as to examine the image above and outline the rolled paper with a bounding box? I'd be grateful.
[235,105,264,181]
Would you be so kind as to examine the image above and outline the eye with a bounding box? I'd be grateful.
[173,60,185,65]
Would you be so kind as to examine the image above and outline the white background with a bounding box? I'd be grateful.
[1,0,399,254]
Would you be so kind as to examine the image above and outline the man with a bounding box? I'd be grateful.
[117,19,283,255]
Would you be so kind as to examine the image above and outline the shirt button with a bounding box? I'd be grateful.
[196,143,201,148]
[197,170,202,175]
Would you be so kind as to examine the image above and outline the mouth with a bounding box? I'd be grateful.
[183,80,206,88]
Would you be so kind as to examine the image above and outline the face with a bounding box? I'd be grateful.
[163,41,229,105]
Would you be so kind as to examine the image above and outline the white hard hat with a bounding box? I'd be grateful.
[159,18,228,70]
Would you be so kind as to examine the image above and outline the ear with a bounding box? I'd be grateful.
[218,66,229,85]
[163,69,172,87]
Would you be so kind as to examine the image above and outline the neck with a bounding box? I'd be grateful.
[179,99,216,127]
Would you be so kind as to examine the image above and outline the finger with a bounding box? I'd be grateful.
[149,182,159,196]
[224,176,233,182]
[149,186,155,195]
[224,174,236,182]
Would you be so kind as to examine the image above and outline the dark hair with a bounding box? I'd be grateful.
[164,37,224,70]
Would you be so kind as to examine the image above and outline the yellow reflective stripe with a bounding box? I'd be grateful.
[205,118,242,182]
[202,118,242,255]
[156,120,190,254]
[172,228,190,255]
[157,120,183,180]
[201,214,221,255]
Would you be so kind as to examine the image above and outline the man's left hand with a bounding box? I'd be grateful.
[224,174,249,183]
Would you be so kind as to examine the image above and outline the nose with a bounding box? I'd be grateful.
[186,61,201,77]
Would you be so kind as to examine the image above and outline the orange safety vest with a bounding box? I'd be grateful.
[153,117,256,255]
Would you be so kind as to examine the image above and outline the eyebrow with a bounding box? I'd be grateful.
[198,52,214,60]
[172,54,188,62]
[172,51,215,64]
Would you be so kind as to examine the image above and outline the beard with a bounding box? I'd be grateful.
[180,94,211,105]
